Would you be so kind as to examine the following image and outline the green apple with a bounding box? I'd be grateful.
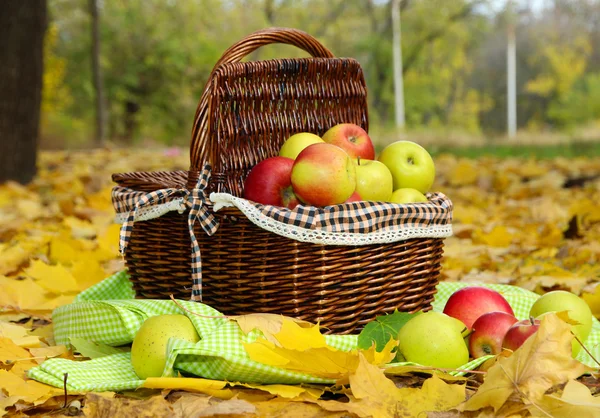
[130,314,200,379]
[389,188,428,204]
[378,141,436,193]
[354,158,393,202]
[397,311,470,369]
[529,290,593,357]
[291,143,356,206]
[279,132,324,159]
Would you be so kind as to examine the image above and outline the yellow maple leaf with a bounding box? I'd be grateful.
[28,345,69,364]
[0,322,41,348]
[530,379,600,417]
[243,318,396,380]
[48,234,81,265]
[231,313,314,345]
[316,353,465,418]
[71,258,107,291]
[460,313,593,413]
[24,259,79,294]
[473,225,516,247]
[448,159,479,187]
[0,337,33,364]
[0,276,49,313]
[0,369,64,405]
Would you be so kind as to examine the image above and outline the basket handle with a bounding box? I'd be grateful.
[188,27,335,178]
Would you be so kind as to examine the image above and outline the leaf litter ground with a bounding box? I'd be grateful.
[1,148,600,417]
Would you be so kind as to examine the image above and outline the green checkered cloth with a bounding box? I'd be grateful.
[29,272,600,392]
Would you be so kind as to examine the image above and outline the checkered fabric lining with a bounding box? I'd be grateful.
[28,272,600,392]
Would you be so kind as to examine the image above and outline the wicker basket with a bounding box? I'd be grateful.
[112,27,446,334]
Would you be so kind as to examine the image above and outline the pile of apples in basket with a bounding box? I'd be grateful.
[243,123,435,208]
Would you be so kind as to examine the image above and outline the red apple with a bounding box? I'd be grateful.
[243,156,299,209]
[291,143,356,206]
[502,317,541,352]
[468,311,519,358]
[443,286,515,330]
[321,123,375,160]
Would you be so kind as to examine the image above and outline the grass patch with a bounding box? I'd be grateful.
[429,141,600,159]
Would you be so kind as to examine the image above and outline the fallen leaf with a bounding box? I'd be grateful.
[243,319,396,380]
[141,377,233,399]
[315,353,465,418]
[460,313,593,413]
[82,392,175,418]
[0,337,32,364]
[529,379,600,417]
[69,338,128,359]
[0,322,41,348]
[231,313,314,345]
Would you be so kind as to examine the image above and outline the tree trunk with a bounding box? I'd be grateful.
[90,0,106,145]
[0,1,47,184]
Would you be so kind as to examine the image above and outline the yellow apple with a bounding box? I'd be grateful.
[397,311,470,369]
[279,132,324,159]
[389,188,428,204]
[130,314,200,379]
[378,141,436,193]
[354,158,393,202]
[529,290,593,357]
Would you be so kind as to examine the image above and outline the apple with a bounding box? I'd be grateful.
[502,317,541,352]
[529,290,593,357]
[378,141,436,193]
[353,158,393,202]
[443,286,514,330]
[397,311,470,369]
[279,132,324,159]
[321,123,375,160]
[131,314,200,379]
[243,156,299,209]
[389,188,428,204]
[345,190,362,203]
[291,143,356,207]
[469,311,519,358]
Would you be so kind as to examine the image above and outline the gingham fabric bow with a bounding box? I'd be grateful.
[118,165,219,301]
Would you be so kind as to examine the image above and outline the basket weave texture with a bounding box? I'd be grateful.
[112,28,447,334]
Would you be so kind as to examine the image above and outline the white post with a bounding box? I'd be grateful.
[392,0,406,129]
[507,0,517,138]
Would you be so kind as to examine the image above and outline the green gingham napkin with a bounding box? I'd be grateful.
[29,272,600,392]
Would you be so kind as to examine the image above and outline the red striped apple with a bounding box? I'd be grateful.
[322,123,375,160]
[469,311,519,358]
[243,156,299,209]
[502,317,541,352]
[291,143,356,206]
[443,286,514,330]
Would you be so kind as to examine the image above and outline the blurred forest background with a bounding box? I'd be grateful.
[42,0,600,149]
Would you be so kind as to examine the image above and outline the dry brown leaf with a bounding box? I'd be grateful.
[82,392,176,418]
[529,379,600,417]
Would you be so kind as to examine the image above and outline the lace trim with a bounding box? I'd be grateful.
[210,193,453,245]
[114,198,185,224]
